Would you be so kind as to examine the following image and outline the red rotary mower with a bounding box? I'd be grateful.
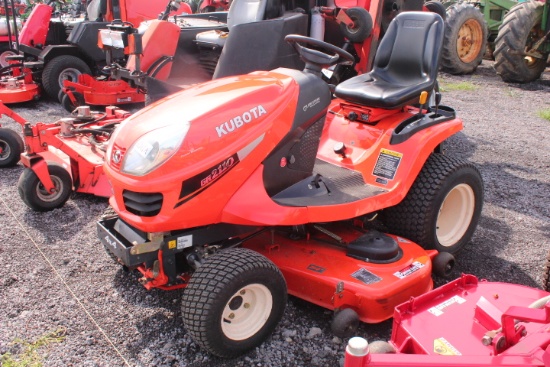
[343,273,550,367]
[97,11,484,358]
[0,102,131,209]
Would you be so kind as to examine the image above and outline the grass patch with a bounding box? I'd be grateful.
[1,328,66,367]
[536,109,550,121]
[439,81,477,92]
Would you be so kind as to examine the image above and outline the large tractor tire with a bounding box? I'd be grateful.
[383,153,484,254]
[441,3,488,74]
[181,248,287,358]
[0,128,24,168]
[494,0,549,83]
[42,55,91,100]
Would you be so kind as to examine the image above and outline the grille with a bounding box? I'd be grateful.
[123,190,163,217]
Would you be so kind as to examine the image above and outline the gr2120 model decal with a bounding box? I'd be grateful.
[175,154,239,208]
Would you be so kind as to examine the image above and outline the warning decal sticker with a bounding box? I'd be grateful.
[351,268,382,285]
[393,261,424,279]
[433,337,462,356]
[427,295,466,316]
[373,148,403,180]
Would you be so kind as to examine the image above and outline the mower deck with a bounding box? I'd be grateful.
[243,224,437,324]
[0,82,40,103]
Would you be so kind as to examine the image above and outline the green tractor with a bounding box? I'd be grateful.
[439,0,550,83]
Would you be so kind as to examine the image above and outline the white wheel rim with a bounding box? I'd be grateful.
[0,50,16,68]
[221,283,273,341]
[58,68,82,88]
[36,175,64,202]
[436,183,475,247]
[0,139,10,160]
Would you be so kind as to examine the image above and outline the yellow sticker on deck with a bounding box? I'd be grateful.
[433,337,462,356]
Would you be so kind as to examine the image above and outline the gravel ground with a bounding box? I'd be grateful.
[0,60,549,366]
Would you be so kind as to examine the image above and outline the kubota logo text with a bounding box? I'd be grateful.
[216,105,267,137]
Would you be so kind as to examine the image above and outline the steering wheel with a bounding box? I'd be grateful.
[285,35,355,70]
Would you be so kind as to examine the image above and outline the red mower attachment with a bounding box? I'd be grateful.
[344,274,550,367]
[0,102,131,211]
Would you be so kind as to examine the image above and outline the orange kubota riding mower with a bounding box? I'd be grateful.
[0,0,191,104]
[97,11,484,358]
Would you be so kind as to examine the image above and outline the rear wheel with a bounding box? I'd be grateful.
[0,128,24,167]
[18,162,73,211]
[42,55,91,99]
[383,153,483,254]
[441,3,488,74]
[494,0,548,83]
[181,248,287,358]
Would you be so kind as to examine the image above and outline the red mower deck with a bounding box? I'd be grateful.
[344,274,550,367]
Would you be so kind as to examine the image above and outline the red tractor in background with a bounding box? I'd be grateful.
[0,0,191,104]
[0,0,24,67]
[62,0,442,112]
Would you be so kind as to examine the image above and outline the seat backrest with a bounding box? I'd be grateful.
[227,0,267,30]
[126,20,181,80]
[372,11,444,85]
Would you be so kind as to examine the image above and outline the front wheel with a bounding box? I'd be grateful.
[383,153,484,254]
[0,44,17,68]
[0,128,24,168]
[42,55,91,99]
[17,162,73,211]
[181,248,287,358]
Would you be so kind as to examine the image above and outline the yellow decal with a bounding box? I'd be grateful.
[168,240,176,250]
[380,148,403,158]
[433,337,461,356]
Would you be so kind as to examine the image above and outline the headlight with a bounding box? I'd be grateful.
[99,29,127,48]
[121,123,190,176]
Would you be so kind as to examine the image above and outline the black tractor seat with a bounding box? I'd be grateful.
[334,11,444,109]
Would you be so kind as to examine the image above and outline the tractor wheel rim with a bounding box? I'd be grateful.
[0,139,10,160]
[221,283,272,341]
[524,27,544,68]
[58,68,82,88]
[457,19,483,63]
[36,175,64,202]
[436,183,475,247]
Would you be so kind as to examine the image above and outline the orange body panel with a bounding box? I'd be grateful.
[107,68,463,232]
[106,70,301,232]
